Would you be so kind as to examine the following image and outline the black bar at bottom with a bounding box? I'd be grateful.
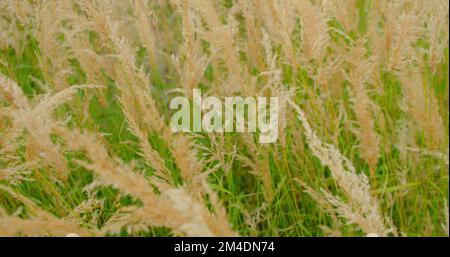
[0,237,448,256]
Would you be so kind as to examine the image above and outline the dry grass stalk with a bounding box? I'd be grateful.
[400,67,445,149]
[289,100,393,236]
[345,45,380,176]
[0,0,448,237]
[0,186,95,237]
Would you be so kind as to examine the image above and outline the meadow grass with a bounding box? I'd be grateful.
[0,0,448,237]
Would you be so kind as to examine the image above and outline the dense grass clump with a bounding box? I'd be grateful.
[0,0,448,237]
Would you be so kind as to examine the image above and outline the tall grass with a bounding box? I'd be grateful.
[0,0,448,237]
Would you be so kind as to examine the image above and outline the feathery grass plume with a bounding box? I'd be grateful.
[239,134,274,202]
[259,30,293,147]
[168,134,208,195]
[331,0,359,32]
[158,133,234,237]
[289,100,393,236]
[118,88,172,183]
[2,74,99,181]
[73,0,116,49]
[293,0,330,62]
[0,0,35,53]
[67,189,105,230]
[0,73,30,109]
[68,2,127,70]
[399,67,445,150]
[261,1,336,145]
[0,74,67,181]
[257,0,299,70]
[172,0,210,98]
[0,108,30,185]
[238,0,265,71]
[0,210,93,237]
[345,44,380,177]
[242,202,268,236]
[0,186,95,237]
[0,0,34,25]
[0,6,12,50]
[103,187,218,236]
[33,0,73,90]
[133,0,158,71]
[374,0,422,72]
[70,1,165,131]
[423,0,449,74]
[55,126,236,236]
[296,180,342,236]
[70,0,166,130]
[109,31,171,182]
[66,0,235,235]
[187,0,247,95]
[109,2,229,220]
[194,133,237,176]
[176,138,237,237]
[0,160,34,185]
